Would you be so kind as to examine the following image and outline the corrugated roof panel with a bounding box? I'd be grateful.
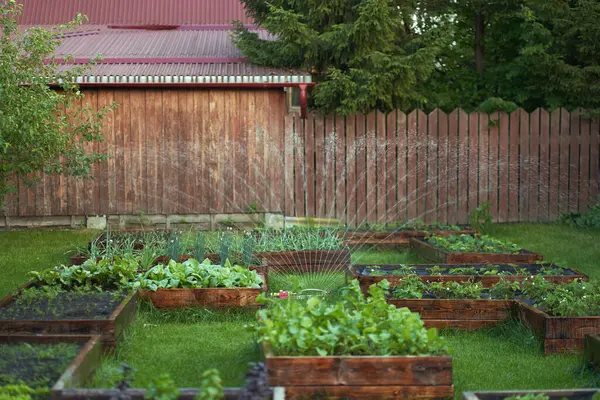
[50,28,266,59]
[17,0,254,26]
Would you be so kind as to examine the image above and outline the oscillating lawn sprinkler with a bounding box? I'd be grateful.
[269,288,330,299]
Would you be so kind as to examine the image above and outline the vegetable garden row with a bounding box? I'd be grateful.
[1,224,599,399]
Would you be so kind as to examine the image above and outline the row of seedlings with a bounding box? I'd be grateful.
[70,228,351,274]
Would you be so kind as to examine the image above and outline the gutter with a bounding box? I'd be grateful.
[53,82,315,118]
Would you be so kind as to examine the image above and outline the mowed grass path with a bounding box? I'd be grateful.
[0,224,598,397]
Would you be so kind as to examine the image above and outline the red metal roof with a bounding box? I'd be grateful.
[17,0,254,25]
[34,26,311,83]
[16,2,312,84]
[52,26,265,59]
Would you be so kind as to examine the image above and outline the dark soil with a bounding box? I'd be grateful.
[356,264,577,277]
[0,290,128,321]
[0,342,82,388]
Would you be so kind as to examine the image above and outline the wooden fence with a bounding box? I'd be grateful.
[284,109,600,225]
[2,88,599,226]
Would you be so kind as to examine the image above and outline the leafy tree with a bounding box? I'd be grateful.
[233,0,449,115]
[420,0,600,112]
[0,0,113,205]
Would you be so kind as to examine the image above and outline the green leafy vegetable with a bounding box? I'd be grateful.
[426,234,522,254]
[134,258,263,291]
[252,280,449,357]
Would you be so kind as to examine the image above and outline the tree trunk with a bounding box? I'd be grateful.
[475,12,485,76]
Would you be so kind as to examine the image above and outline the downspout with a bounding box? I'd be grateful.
[299,83,308,119]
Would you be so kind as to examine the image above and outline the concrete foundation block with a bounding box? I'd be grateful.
[86,216,107,230]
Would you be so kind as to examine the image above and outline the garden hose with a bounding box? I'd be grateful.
[269,288,330,299]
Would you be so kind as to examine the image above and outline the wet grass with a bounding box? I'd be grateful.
[445,322,598,397]
[91,301,260,388]
[0,229,97,297]
[489,223,600,279]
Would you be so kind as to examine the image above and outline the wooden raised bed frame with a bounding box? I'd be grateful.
[138,268,268,309]
[0,334,103,396]
[139,285,266,309]
[343,228,477,248]
[410,238,543,264]
[463,389,600,400]
[585,335,600,371]
[56,388,285,400]
[254,249,351,273]
[388,299,514,329]
[516,301,600,354]
[350,264,587,292]
[0,285,138,347]
[262,343,453,399]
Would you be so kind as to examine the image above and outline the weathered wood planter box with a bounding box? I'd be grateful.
[0,334,103,397]
[584,335,600,371]
[55,387,285,399]
[388,298,514,329]
[410,238,543,264]
[263,343,453,399]
[139,286,265,309]
[516,301,600,354]
[343,228,477,248]
[0,285,138,347]
[351,264,587,292]
[463,389,600,400]
[254,249,351,273]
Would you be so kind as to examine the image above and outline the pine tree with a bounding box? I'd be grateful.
[234,0,448,115]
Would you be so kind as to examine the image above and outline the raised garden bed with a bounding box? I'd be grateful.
[584,335,600,371]
[254,249,351,273]
[387,298,514,329]
[516,301,600,354]
[0,285,137,347]
[410,238,543,264]
[350,264,587,291]
[139,284,266,309]
[263,343,453,399]
[0,334,103,395]
[462,389,600,400]
[56,387,285,399]
[135,259,268,309]
[342,227,477,248]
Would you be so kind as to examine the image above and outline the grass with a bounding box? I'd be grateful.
[445,322,598,396]
[489,223,600,279]
[351,248,426,264]
[0,229,97,297]
[91,303,260,388]
[1,223,599,398]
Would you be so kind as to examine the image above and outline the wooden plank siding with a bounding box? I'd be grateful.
[4,93,600,226]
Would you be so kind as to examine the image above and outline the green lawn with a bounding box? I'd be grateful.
[0,224,599,398]
[489,223,600,279]
[0,229,97,297]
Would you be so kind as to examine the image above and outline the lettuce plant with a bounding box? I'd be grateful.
[252,279,449,356]
[133,258,264,291]
[29,255,139,290]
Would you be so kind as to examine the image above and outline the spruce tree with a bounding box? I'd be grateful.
[234,0,447,115]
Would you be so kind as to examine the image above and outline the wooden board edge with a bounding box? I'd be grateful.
[53,335,103,392]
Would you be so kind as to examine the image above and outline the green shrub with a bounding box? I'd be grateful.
[560,203,600,229]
